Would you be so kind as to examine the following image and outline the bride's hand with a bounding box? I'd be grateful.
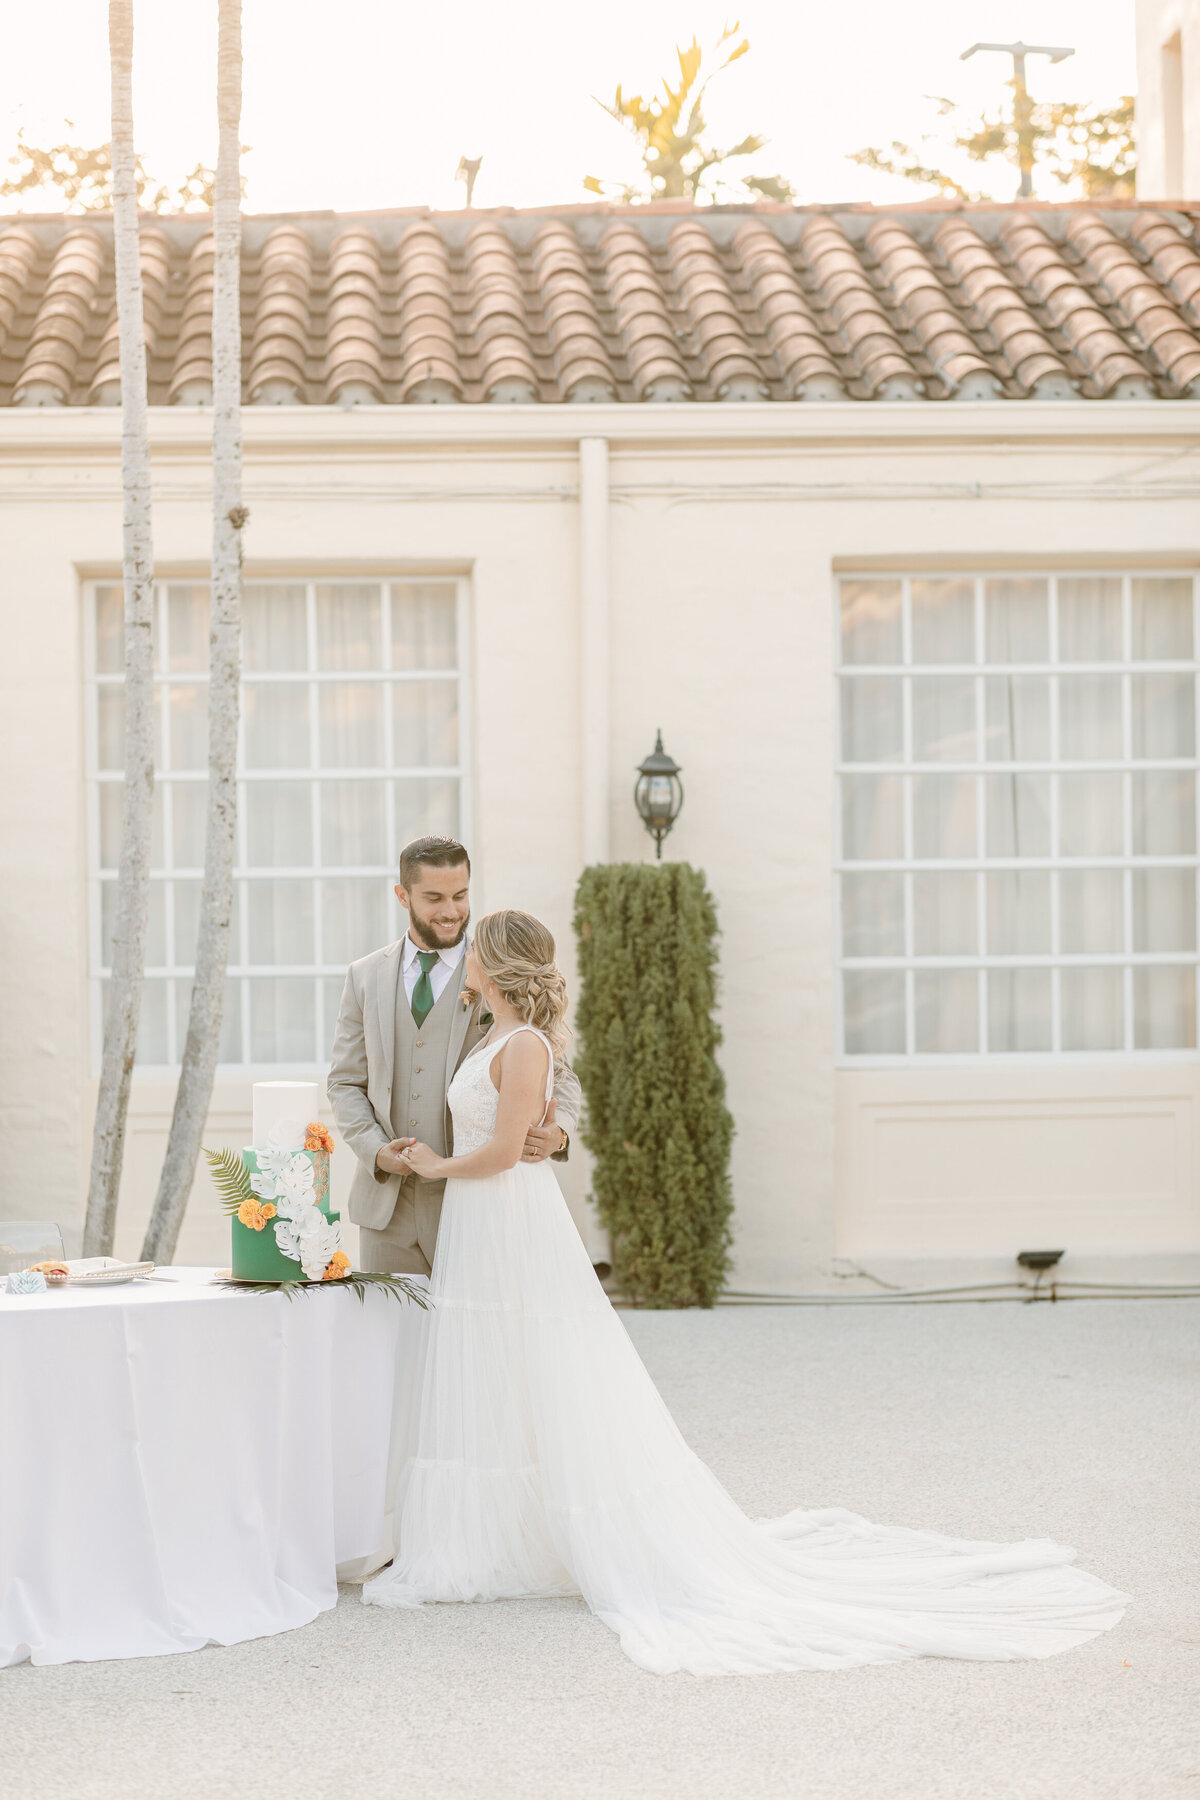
[399,1140,446,1180]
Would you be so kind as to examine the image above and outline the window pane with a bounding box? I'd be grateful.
[174,978,242,1061]
[1059,676,1123,761]
[99,782,164,870]
[1132,577,1192,660]
[841,775,902,861]
[1061,966,1124,1050]
[988,970,1052,1051]
[320,683,384,766]
[320,780,387,868]
[839,580,901,667]
[322,976,348,1058]
[1133,966,1196,1049]
[394,776,461,846]
[840,872,905,958]
[392,582,458,670]
[393,680,459,767]
[1133,869,1196,952]
[1058,774,1123,857]
[983,676,1050,762]
[986,872,1051,954]
[248,879,315,964]
[101,879,166,968]
[1059,869,1124,954]
[839,676,901,764]
[170,782,208,868]
[250,977,316,1062]
[985,578,1048,662]
[985,774,1050,859]
[96,584,124,673]
[1132,674,1194,760]
[244,781,312,867]
[321,878,390,964]
[1058,577,1122,662]
[911,580,974,664]
[912,872,976,955]
[843,971,905,1054]
[167,685,207,771]
[912,676,975,762]
[316,584,382,671]
[173,879,241,967]
[914,970,977,1053]
[1133,772,1195,856]
[245,584,307,672]
[244,683,310,769]
[913,774,975,859]
[167,585,209,672]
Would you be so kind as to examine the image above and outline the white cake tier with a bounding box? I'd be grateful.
[252,1080,322,1151]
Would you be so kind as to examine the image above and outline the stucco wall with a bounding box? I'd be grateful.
[2,402,1199,1288]
[1136,0,1200,196]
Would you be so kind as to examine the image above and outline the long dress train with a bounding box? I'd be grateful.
[362,1025,1128,1675]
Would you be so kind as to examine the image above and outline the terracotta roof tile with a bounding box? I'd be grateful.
[732,219,843,398]
[800,216,920,397]
[932,216,1070,395]
[0,201,1195,406]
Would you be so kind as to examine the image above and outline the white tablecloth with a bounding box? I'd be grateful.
[0,1267,429,1667]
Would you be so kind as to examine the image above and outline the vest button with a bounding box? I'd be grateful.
[415,1039,424,1047]
[409,1118,418,1127]
[413,1064,422,1073]
[411,1092,420,1100]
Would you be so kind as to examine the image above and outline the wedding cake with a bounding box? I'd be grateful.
[217,1081,350,1284]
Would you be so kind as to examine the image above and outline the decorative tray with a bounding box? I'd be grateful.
[58,1258,156,1286]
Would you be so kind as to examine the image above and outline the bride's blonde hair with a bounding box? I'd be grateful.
[472,910,571,1060]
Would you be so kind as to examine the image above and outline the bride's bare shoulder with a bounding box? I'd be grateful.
[491,1028,550,1087]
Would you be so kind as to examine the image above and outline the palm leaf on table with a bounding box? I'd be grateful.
[203,1146,254,1214]
[216,1271,429,1307]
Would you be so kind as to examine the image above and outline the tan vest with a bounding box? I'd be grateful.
[390,965,460,1154]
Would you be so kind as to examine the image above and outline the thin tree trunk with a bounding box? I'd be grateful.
[141,0,244,1262]
[83,0,156,1257]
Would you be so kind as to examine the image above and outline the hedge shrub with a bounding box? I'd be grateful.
[573,861,734,1307]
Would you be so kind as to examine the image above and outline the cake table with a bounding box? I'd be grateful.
[0,1267,429,1667]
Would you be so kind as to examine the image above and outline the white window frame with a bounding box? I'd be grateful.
[834,568,1200,1066]
[84,574,473,1074]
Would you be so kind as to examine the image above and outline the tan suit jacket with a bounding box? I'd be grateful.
[327,936,581,1258]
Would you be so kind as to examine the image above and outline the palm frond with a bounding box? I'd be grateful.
[215,1270,429,1307]
[203,1146,254,1214]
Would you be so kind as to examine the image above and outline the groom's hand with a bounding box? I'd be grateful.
[376,1138,416,1175]
[522,1099,566,1164]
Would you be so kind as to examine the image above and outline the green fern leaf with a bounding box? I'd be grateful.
[203,1146,254,1214]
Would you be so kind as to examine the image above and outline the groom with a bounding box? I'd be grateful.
[327,834,581,1276]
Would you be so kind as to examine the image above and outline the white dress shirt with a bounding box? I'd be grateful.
[401,932,466,1006]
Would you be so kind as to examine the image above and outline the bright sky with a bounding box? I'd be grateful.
[3,0,1138,214]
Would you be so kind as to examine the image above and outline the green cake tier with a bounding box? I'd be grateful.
[231,1147,337,1282]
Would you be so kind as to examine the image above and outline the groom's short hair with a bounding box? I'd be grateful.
[399,835,471,888]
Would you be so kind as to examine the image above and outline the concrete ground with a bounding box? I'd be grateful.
[4,1299,1197,1800]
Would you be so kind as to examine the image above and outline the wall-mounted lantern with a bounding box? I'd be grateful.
[634,731,684,860]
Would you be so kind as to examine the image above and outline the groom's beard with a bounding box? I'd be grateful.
[408,909,470,952]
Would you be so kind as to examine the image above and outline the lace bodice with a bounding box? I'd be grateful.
[448,1025,554,1156]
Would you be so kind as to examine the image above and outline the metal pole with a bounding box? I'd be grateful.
[961,40,1075,200]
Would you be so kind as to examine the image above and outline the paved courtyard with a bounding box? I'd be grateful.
[4,1299,1197,1800]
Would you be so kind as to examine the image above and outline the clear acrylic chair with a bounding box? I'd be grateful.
[0,1222,66,1275]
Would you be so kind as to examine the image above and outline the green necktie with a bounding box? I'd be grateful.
[411,950,440,1028]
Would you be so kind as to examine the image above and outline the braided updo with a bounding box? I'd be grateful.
[472,909,571,1059]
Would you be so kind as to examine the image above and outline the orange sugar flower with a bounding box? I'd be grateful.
[261,1203,277,1221]
[305,1122,335,1153]
[237,1198,269,1231]
[323,1251,351,1281]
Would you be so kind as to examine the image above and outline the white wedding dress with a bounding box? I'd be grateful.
[362,1025,1128,1674]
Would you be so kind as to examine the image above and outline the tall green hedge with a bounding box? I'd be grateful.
[573,862,734,1307]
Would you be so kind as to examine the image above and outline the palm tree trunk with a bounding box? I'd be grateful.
[141,0,244,1263]
[83,0,156,1257]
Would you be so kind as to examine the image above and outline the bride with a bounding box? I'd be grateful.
[362,910,1128,1675]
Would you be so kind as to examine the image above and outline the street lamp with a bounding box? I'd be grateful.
[634,730,684,860]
